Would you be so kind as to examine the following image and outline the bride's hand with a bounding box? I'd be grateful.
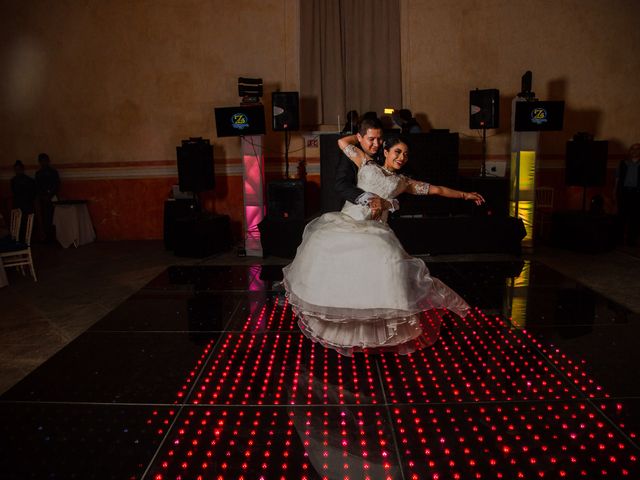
[463,192,485,205]
[368,197,391,220]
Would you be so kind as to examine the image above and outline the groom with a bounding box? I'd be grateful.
[334,117,396,219]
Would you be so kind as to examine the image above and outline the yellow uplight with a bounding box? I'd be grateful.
[510,151,536,248]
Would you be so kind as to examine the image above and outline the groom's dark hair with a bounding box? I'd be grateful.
[357,117,383,136]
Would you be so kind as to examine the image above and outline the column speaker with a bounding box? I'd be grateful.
[469,89,499,129]
[272,92,300,131]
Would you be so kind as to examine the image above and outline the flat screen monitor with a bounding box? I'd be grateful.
[214,105,266,137]
[514,101,564,131]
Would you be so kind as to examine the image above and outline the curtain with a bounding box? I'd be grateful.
[300,0,402,127]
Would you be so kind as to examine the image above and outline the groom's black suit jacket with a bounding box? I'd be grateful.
[334,145,382,205]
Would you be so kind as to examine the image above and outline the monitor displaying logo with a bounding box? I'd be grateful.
[514,101,564,132]
[530,107,548,125]
[231,113,249,131]
[215,105,266,137]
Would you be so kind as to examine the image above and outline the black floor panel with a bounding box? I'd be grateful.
[90,291,240,332]
[523,322,640,397]
[143,264,283,292]
[0,403,172,480]
[1,332,219,403]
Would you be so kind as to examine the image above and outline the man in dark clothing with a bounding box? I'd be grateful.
[615,143,640,246]
[341,110,359,134]
[10,160,37,241]
[35,152,60,242]
[334,117,396,220]
[393,109,422,134]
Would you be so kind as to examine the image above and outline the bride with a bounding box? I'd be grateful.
[283,134,484,356]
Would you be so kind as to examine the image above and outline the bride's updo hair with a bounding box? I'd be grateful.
[383,136,409,152]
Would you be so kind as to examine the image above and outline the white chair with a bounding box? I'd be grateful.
[9,208,22,241]
[0,213,37,282]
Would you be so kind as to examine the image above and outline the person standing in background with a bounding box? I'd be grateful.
[614,143,640,246]
[10,160,37,242]
[392,108,422,134]
[341,110,360,134]
[35,153,60,242]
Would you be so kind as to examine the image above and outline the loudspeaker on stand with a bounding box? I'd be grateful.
[177,138,215,192]
[272,92,300,131]
[469,89,499,129]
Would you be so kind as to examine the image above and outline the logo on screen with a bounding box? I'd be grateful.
[530,107,548,125]
[231,113,250,130]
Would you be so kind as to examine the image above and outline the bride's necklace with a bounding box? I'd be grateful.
[380,165,396,176]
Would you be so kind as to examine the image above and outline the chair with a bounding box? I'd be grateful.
[0,213,37,281]
[535,187,554,240]
[10,208,22,241]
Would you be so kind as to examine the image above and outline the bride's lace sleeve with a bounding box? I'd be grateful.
[341,143,370,168]
[402,177,430,195]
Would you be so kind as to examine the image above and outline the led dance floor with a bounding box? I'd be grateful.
[1,262,639,479]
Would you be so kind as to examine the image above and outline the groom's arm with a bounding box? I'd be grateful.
[334,155,365,205]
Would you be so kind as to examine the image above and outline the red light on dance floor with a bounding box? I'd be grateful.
[190,332,382,406]
[148,406,401,479]
[379,308,605,404]
[145,297,638,478]
[393,401,638,479]
[237,294,298,332]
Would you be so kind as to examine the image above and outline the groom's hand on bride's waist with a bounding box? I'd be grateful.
[368,197,394,220]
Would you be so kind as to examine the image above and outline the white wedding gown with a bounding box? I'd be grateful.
[283,161,469,356]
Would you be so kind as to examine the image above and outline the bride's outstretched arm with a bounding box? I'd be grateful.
[338,135,369,168]
[405,179,485,205]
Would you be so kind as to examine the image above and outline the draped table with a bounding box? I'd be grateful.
[53,201,96,248]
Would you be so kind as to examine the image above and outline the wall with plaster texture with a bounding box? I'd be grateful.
[0,0,299,166]
[401,0,640,156]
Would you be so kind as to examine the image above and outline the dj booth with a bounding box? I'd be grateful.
[260,132,525,258]
[388,214,525,255]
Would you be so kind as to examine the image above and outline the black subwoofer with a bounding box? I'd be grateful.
[267,179,305,220]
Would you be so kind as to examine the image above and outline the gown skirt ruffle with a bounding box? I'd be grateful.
[283,212,470,356]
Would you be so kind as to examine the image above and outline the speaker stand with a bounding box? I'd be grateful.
[284,130,291,179]
[480,126,487,177]
[191,191,202,213]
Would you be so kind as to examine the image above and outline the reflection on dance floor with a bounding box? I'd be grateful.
[1,262,638,479]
